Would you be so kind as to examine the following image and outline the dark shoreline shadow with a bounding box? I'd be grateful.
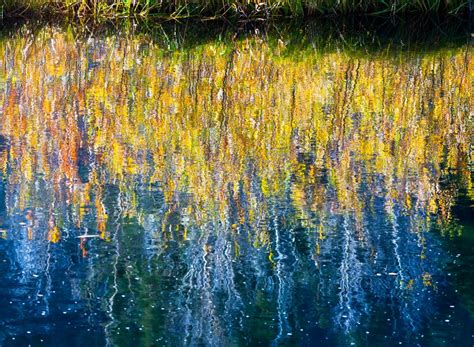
[0,14,471,53]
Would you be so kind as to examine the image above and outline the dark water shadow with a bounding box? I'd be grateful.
[0,14,471,53]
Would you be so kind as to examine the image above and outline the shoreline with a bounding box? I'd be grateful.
[2,0,471,20]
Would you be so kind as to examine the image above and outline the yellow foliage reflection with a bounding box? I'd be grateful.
[0,28,471,246]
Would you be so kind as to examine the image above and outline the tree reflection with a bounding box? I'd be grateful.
[0,25,471,345]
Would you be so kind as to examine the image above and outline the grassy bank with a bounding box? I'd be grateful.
[2,0,471,19]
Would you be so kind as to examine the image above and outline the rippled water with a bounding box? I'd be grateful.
[0,20,472,346]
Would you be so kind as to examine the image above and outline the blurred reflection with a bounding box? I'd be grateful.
[0,24,472,346]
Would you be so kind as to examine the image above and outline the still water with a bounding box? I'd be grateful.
[0,20,472,346]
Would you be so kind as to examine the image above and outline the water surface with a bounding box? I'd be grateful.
[0,20,472,346]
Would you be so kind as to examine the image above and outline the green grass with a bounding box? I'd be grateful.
[1,0,470,19]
